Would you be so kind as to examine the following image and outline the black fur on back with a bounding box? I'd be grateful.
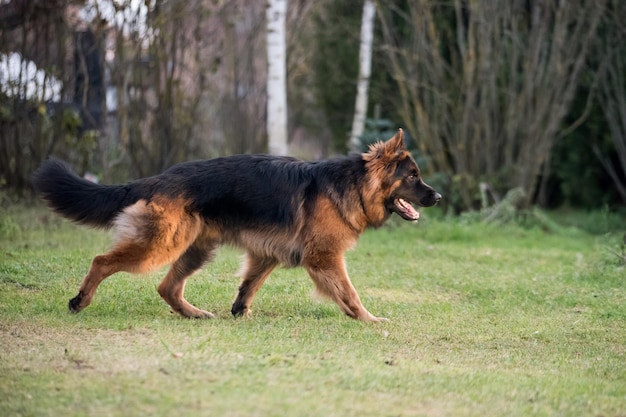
[32,153,370,230]
[167,153,368,228]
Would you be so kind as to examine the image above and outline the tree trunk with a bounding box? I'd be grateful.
[266,0,289,155]
[349,0,376,152]
[596,1,626,205]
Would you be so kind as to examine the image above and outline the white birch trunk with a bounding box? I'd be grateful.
[349,0,376,152]
[266,0,288,155]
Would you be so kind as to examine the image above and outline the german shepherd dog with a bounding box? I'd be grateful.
[32,129,440,322]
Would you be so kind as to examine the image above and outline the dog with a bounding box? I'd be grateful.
[32,129,441,322]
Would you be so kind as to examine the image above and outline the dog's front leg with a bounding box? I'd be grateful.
[231,254,279,318]
[304,254,387,322]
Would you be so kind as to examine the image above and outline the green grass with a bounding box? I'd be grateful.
[1,204,625,417]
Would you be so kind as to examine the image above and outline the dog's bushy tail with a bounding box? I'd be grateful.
[32,158,132,228]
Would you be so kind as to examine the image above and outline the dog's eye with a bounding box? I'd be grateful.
[407,174,417,181]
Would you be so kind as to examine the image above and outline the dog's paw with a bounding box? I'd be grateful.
[361,312,389,323]
[188,309,215,319]
[231,306,252,318]
[231,300,253,318]
[68,293,84,313]
[371,316,389,323]
[173,306,215,319]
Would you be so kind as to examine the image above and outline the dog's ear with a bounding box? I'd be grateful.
[363,128,407,162]
[386,128,406,153]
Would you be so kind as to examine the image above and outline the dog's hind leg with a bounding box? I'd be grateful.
[231,254,278,317]
[69,240,171,313]
[304,253,388,323]
[157,238,217,319]
[69,198,204,315]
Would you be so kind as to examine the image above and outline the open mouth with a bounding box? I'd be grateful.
[393,198,420,221]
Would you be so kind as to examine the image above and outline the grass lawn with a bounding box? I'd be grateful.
[1,204,625,417]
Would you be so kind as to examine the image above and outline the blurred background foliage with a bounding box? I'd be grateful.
[1,0,625,216]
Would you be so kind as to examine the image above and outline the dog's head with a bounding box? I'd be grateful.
[363,129,441,222]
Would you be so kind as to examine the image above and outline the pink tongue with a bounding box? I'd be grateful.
[398,198,419,219]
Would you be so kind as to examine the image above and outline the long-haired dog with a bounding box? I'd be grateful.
[32,129,440,322]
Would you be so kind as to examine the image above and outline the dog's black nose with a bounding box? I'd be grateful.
[434,192,442,202]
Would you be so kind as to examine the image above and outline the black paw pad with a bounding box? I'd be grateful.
[231,303,245,317]
[68,294,83,313]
